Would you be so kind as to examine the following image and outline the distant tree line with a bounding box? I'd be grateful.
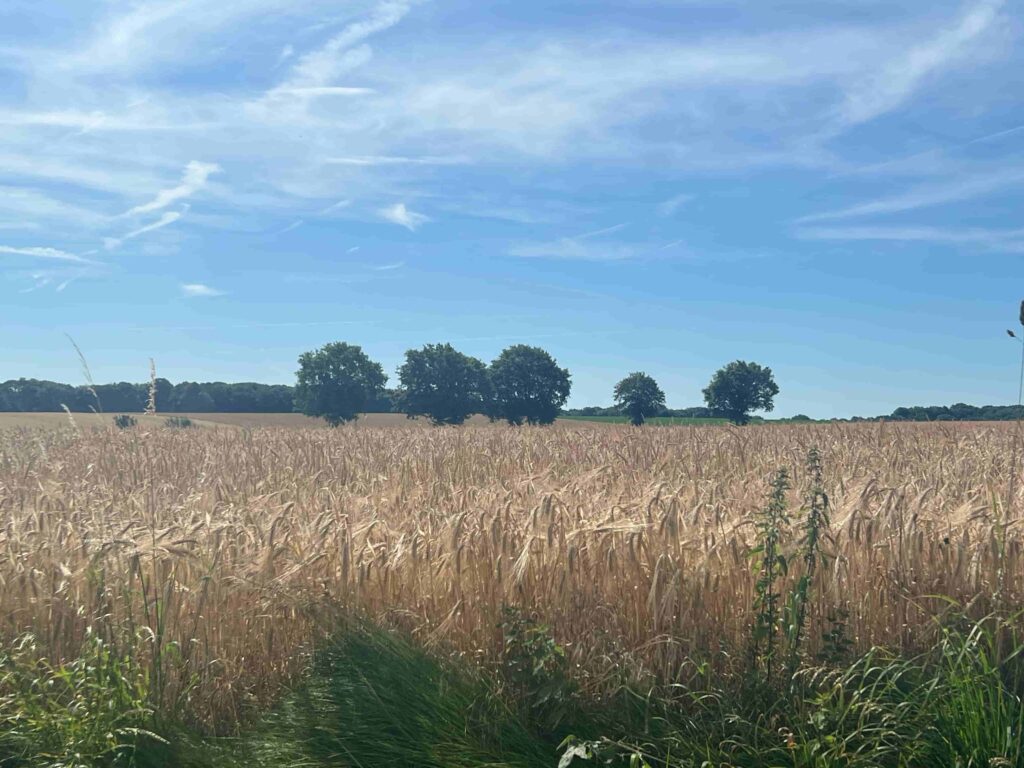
[883,404,1024,422]
[0,379,295,413]
[564,405,717,419]
[7,359,1022,426]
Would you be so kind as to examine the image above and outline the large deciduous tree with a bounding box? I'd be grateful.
[397,343,490,425]
[294,342,387,426]
[489,345,571,425]
[613,372,666,426]
[702,360,778,425]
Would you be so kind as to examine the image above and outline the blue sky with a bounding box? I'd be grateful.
[1,0,1022,417]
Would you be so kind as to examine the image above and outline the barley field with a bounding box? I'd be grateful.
[0,419,1018,746]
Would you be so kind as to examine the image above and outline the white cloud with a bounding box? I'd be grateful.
[374,260,404,270]
[503,222,682,261]
[105,210,184,249]
[796,224,1024,252]
[280,2,411,91]
[0,153,159,196]
[57,0,335,75]
[0,0,1017,287]
[798,168,1024,222]
[508,239,640,261]
[267,86,375,99]
[378,202,429,230]
[658,194,692,217]
[181,282,225,297]
[836,0,1005,126]
[0,245,92,263]
[275,219,304,234]
[327,155,467,166]
[124,161,220,216]
[276,44,295,67]
[0,186,106,227]
[321,199,353,215]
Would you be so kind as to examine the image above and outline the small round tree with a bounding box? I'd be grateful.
[613,372,666,426]
[397,343,490,425]
[702,360,778,425]
[294,342,387,426]
[489,345,571,426]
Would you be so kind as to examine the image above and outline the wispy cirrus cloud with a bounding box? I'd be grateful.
[0,0,1018,300]
[508,240,641,261]
[181,282,225,297]
[283,2,410,88]
[835,0,1005,127]
[327,155,467,166]
[124,161,219,216]
[320,199,352,215]
[261,1,411,106]
[797,167,1024,222]
[105,210,184,250]
[378,202,429,230]
[508,223,644,261]
[796,224,1024,252]
[273,219,304,235]
[657,194,692,217]
[0,245,93,263]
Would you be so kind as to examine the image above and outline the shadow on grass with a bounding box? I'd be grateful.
[140,626,554,768]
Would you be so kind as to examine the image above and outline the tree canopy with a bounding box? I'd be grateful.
[613,372,666,426]
[488,345,571,425]
[397,343,490,425]
[0,378,294,413]
[294,342,387,426]
[702,360,779,425]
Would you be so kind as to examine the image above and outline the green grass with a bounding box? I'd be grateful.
[4,614,1024,768]
[134,625,553,768]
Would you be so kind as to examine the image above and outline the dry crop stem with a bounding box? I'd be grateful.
[0,421,1019,730]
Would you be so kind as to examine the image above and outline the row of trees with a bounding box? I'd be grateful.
[0,350,781,426]
[0,379,294,413]
[295,342,572,426]
[610,361,779,425]
[9,352,1024,425]
[295,342,780,427]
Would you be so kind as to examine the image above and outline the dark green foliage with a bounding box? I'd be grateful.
[499,607,577,734]
[889,403,1024,421]
[749,468,791,687]
[170,383,215,412]
[164,416,194,428]
[818,609,854,666]
[113,414,137,429]
[785,447,831,679]
[397,343,490,425]
[294,342,387,426]
[612,372,666,426]
[489,345,571,426]
[0,379,294,414]
[702,360,779,425]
